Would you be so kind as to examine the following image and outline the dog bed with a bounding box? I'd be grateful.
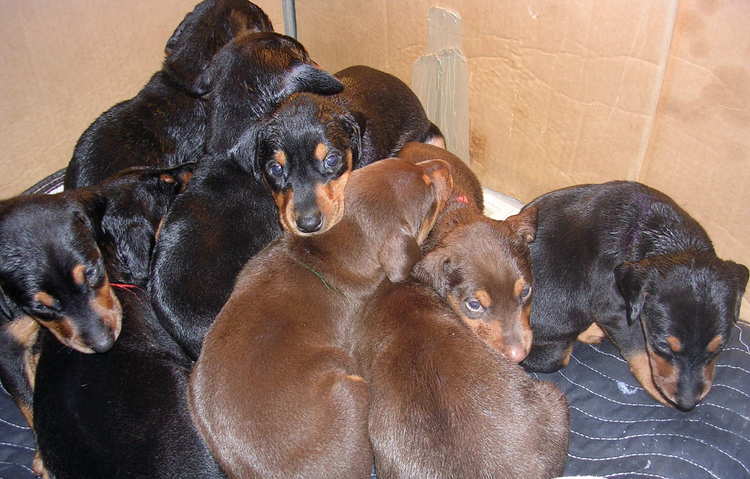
[0,181,747,479]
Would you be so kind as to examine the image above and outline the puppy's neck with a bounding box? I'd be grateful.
[423,197,483,252]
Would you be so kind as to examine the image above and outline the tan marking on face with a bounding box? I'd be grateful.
[561,343,575,367]
[513,278,527,298]
[273,189,295,233]
[666,336,683,352]
[306,170,350,236]
[475,290,492,309]
[421,174,432,185]
[72,264,86,286]
[273,150,287,167]
[32,451,49,479]
[707,335,723,353]
[699,360,717,400]
[314,143,328,162]
[448,293,506,352]
[648,349,680,402]
[159,173,176,184]
[34,291,56,308]
[346,375,366,383]
[577,323,607,344]
[5,316,40,348]
[24,349,39,391]
[19,403,34,430]
[624,351,672,406]
[38,317,86,352]
[90,279,122,341]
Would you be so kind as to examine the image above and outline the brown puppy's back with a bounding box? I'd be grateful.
[190,158,452,478]
[357,281,569,479]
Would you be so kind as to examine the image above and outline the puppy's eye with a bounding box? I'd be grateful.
[465,298,485,314]
[266,161,284,178]
[323,154,341,172]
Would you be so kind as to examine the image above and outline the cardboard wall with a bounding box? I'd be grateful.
[1,1,747,316]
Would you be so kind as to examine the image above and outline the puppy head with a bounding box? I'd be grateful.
[0,196,121,354]
[195,32,343,153]
[413,208,537,363]
[615,253,749,410]
[93,162,195,284]
[345,158,452,283]
[255,93,361,236]
[163,0,274,88]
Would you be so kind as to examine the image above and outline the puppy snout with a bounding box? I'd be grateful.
[296,212,323,233]
[502,345,529,364]
[88,331,116,353]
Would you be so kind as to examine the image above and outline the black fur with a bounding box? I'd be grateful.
[33,164,225,478]
[149,33,343,359]
[254,65,445,235]
[64,0,273,189]
[521,181,748,411]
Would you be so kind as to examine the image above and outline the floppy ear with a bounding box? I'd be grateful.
[414,159,452,243]
[728,261,750,294]
[378,231,422,283]
[189,61,216,96]
[614,262,648,326]
[0,284,15,320]
[505,206,537,243]
[341,112,363,167]
[412,248,451,297]
[113,223,154,284]
[284,64,344,97]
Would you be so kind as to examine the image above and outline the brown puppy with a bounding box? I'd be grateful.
[398,143,538,363]
[356,281,569,478]
[189,158,452,478]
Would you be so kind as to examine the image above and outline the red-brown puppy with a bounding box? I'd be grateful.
[399,143,537,363]
[356,280,569,478]
[189,157,452,478]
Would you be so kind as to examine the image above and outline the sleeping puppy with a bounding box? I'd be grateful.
[189,158,452,478]
[521,181,749,411]
[356,280,569,478]
[398,142,537,363]
[64,0,273,189]
[0,163,193,477]
[33,163,225,479]
[255,65,445,236]
[149,32,343,359]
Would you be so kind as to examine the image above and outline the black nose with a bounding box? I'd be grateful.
[674,395,699,412]
[89,332,116,353]
[296,213,323,233]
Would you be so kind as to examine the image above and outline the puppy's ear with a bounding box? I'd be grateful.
[506,206,538,243]
[341,112,363,166]
[75,191,106,235]
[414,159,452,243]
[614,262,648,326]
[113,223,154,284]
[0,285,14,320]
[379,231,422,283]
[727,261,750,294]
[189,62,216,96]
[412,249,451,297]
[284,64,343,97]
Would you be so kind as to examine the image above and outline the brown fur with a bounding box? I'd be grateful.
[189,158,452,478]
[355,281,569,478]
[399,143,538,363]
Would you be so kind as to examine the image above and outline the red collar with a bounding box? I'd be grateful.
[455,195,470,204]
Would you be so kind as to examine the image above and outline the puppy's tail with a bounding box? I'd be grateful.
[422,122,446,149]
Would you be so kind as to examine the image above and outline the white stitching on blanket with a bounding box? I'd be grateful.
[735,324,749,352]
[559,370,661,407]
[607,472,670,479]
[717,364,750,376]
[710,383,750,399]
[700,402,750,422]
[566,452,720,479]
[569,405,750,444]
[570,431,749,475]
[570,353,644,390]
[587,343,628,363]
[0,417,30,430]
[0,461,34,474]
[0,441,34,451]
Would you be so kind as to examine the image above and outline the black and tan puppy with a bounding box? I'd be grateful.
[0,163,193,477]
[190,158,452,478]
[64,0,273,189]
[149,32,343,359]
[356,280,569,479]
[398,143,537,363]
[521,181,749,411]
[255,65,445,236]
[32,164,225,479]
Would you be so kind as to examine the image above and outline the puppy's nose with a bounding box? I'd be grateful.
[296,213,323,233]
[89,331,116,353]
[674,395,699,412]
[503,345,529,364]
